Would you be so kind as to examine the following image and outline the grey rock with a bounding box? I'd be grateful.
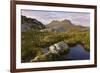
[49,41,69,54]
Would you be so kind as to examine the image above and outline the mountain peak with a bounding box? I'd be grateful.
[46,19,88,32]
[62,19,72,24]
[50,20,60,23]
[21,15,45,32]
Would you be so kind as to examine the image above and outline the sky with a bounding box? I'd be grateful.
[21,10,90,27]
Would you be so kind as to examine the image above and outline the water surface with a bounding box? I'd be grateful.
[65,45,90,60]
[43,44,90,61]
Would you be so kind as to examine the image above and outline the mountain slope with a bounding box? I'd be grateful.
[21,15,45,32]
[46,19,89,32]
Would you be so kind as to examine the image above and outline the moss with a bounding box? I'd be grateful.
[21,29,90,62]
[31,48,70,62]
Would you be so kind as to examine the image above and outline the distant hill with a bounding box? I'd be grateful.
[21,15,45,32]
[46,19,89,32]
[21,16,89,32]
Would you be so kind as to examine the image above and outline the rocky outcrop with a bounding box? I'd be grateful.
[31,41,69,62]
[21,15,45,32]
[49,41,69,54]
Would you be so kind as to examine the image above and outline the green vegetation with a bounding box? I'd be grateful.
[31,48,70,62]
[21,29,90,62]
[21,16,90,62]
[64,31,90,51]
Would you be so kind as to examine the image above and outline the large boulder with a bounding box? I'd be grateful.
[49,45,58,54]
[49,41,69,54]
[54,41,68,51]
[31,41,69,62]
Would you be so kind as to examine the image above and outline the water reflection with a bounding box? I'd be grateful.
[42,44,90,61]
[65,45,90,60]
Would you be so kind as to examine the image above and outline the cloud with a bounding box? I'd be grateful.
[21,10,90,27]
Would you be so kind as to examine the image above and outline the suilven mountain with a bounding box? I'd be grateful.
[46,19,89,32]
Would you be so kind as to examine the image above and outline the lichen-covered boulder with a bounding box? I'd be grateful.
[49,45,58,54]
[31,41,69,62]
[54,41,69,51]
[49,41,69,54]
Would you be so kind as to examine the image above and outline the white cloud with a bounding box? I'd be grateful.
[21,10,90,27]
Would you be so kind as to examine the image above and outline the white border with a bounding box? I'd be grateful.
[16,5,95,69]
